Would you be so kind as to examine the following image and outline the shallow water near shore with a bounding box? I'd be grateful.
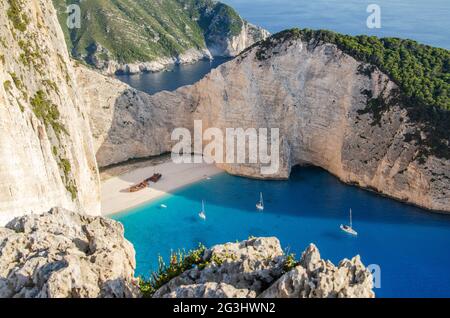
[112,166,450,298]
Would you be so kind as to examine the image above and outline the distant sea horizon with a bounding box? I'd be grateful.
[223,0,450,49]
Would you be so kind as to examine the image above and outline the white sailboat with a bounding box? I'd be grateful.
[199,200,206,220]
[256,192,264,211]
[340,208,358,236]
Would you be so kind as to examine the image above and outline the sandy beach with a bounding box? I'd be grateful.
[101,155,222,216]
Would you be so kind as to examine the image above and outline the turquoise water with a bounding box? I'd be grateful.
[112,166,450,298]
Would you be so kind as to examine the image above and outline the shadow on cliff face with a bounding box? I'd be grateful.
[96,89,150,169]
[95,87,177,170]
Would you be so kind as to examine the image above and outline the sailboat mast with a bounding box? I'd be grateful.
[350,209,353,228]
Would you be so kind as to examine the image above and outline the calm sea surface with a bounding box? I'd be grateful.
[115,57,230,95]
[223,0,450,49]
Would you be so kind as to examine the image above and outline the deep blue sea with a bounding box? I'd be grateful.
[112,167,450,298]
[115,57,230,95]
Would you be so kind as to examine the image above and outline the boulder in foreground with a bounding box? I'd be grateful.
[0,208,140,298]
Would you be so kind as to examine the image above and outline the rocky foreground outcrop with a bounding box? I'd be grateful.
[0,208,140,298]
[154,237,374,298]
[81,32,450,213]
[0,209,374,298]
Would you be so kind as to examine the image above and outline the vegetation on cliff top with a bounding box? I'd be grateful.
[139,237,298,297]
[139,244,207,297]
[52,0,246,65]
[248,28,450,162]
[253,28,450,111]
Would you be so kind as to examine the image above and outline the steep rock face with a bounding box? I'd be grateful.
[153,238,374,298]
[82,35,449,212]
[0,208,140,298]
[75,66,194,167]
[0,0,100,225]
[207,21,270,57]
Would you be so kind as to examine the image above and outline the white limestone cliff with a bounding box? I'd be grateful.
[0,0,100,225]
[80,35,449,213]
[75,65,193,168]
[207,21,271,57]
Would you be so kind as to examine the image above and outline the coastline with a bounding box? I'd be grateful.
[101,155,222,216]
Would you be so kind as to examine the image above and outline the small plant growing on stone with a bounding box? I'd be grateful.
[3,80,12,93]
[283,253,299,272]
[139,243,207,297]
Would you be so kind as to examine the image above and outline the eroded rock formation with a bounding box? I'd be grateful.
[81,34,450,213]
[0,208,140,298]
[0,0,100,225]
[153,237,375,298]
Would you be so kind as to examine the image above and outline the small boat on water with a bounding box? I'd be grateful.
[256,192,264,211]
[199,200,206,220]
[340,209,358,236]
[160,204,167,209]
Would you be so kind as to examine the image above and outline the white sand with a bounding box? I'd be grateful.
[101,156,222,216]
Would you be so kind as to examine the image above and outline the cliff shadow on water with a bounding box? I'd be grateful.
[94,76,450,224]
[114,164,450,228]
[89,30,450,219]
